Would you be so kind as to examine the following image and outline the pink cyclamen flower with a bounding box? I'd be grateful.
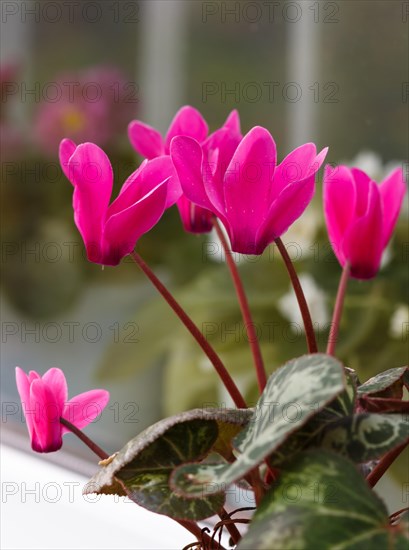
[324,165,406,279]
[59,139,180,266]
[171,126,327,254]
[128,106,242,233]
[16,367,109,453]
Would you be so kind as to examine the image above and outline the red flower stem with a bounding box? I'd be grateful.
[130,251,247,409]
[367,439,409,488]
[60,417,109,460]
[241,467,265,508]
[213,218,267,393]
[274,238,318,353]
[326,263,350,356]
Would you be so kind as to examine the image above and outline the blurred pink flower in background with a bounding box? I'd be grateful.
[0,122,25,161]
[34,66,136,156]
[0,62,19,104]
[0,62,25,160]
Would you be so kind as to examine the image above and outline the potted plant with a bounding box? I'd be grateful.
[16,106,408,549]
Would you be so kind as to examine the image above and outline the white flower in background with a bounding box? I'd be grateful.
[205,228,226,263]
[346,150,383,180]
[217,374,253,409]
[384,159,405,180]
[277,274,329,333]
[198,356,213,372]
[345,150,404,181]
[204,227,252,264]
[281,204,322,259]
[380,246,392,269]
[389,304,409,340]
[399,191,409,220]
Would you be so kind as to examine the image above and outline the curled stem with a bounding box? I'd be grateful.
[213,218,267,392]
[218,507,241,545]
[180,521,226,550]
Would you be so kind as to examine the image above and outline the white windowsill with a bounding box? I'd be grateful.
[1,444,193,550]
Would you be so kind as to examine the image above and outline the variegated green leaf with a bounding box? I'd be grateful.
[320,413,409,462]
[330,368,358,416]
[357,366,408,398]
[268,369,358,466]
[237,450,408,550]
[171,354,345,497]
[84,407,252,520]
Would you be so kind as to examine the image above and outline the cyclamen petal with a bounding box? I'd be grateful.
[173,125,326,255]
[256,171,317,254]
[164,105,208,153]
[171,136,228,233]
[223,126,277,253]
[255,145,327,251]
[342,181,383,279]
[129,106,241,234]
[30,379,63,452]
[15,367,109,453]
[323,165,356,264]
[60,140,172,265]
[42,368,68,408]
[103,179,169,265]
[63,389,110,431]
[16,367,36,444]
[223,109,241,135]
[201,127,242,210]
[59,138,76,180]
[272,143,319,200]
[350,168,372,216]
[170,136,215,213]
[107,156,180,218]
[16,367,31,407]
[379,167,406,246]
[142,156,181,208]
[128,121,165,159]
[176,195,214,233]
[323,164,406,279]
[68,143,114,263]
